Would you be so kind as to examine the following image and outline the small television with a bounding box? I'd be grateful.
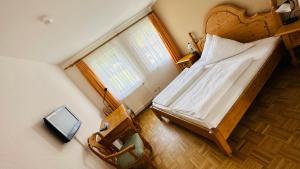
[44,106,81,143]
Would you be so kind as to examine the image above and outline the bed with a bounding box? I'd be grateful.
[150,4,284,156]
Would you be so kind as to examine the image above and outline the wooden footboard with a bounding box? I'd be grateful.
[151,105,233,156]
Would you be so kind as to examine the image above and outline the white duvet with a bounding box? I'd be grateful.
[152,66,205,107]
[151,36,280,129]
[170,58,253,120]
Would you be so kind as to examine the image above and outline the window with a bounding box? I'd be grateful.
[85,17,172,100]
[120,18,170,72]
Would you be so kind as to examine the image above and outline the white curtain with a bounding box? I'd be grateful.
[85,17,173,100]
[119,18,171,72]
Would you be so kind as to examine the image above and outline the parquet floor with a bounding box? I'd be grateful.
[137,64,300,169]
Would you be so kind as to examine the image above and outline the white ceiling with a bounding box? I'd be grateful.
[0,0,154,64]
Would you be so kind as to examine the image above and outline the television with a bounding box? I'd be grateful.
[44,106,81,143]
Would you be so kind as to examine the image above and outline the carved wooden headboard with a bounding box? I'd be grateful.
[197,4,282,51]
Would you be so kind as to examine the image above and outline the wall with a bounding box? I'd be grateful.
[153,0,273,54]
[0,56,111,169]
[65,66,107,111]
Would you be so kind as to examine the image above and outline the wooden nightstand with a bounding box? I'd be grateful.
[177,53,200,69]
[275,20,300,65]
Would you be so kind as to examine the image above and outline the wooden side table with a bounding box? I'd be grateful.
[99,105,137,147]
[275,20,300,65]
[176,53,200,69]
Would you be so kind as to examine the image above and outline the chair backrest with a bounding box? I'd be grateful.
[88,132,155,169]
[88,132,117,167]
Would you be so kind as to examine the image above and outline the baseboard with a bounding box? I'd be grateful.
[132,98,153,116]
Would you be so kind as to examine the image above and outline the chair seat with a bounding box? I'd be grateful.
[117,133,145,168]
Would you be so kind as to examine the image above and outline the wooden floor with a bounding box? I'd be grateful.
[137,64,300,169]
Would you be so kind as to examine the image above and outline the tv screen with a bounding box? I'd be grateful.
[44,106,81,142]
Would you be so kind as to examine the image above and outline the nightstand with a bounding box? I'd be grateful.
[275,20,300,65]
[177,53,200,69]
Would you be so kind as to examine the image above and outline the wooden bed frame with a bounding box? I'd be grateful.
[151,4,284,156]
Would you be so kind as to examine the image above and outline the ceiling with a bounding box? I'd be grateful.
[0,0,154,64]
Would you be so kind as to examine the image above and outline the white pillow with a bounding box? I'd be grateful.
[191,34,212,69]
[201,34,255,65]
[200,34,213,62]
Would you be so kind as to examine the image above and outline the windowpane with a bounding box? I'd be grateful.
[85,40,144,100]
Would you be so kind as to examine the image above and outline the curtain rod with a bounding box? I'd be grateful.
[64,12,152,70]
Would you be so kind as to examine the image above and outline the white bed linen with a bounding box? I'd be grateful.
[152,37,280,129]
[153,66,205,107]
[170,58,253,119]
[203,34,255,65]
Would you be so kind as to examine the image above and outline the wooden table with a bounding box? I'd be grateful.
[275,20,300,65]
[99,105,137,146]
[176,53,200,69]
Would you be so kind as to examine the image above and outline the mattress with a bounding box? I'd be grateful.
[152,37,280,129]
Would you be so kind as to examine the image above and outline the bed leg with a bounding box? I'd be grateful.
[211,129,232,157]
[151,108,163,121]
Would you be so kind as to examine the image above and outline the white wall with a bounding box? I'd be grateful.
[0,56,111,169]
[65,66,107,111]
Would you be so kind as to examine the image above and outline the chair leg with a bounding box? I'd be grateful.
[143,155,156,169]
[139,134,153,153]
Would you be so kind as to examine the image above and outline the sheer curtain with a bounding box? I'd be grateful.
[85,39,145,100]
[120,18,171,72]
[85,17,173,100]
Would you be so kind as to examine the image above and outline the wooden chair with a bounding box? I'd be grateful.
[88,132,155,169]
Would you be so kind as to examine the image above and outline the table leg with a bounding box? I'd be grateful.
[288,49,299,66]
